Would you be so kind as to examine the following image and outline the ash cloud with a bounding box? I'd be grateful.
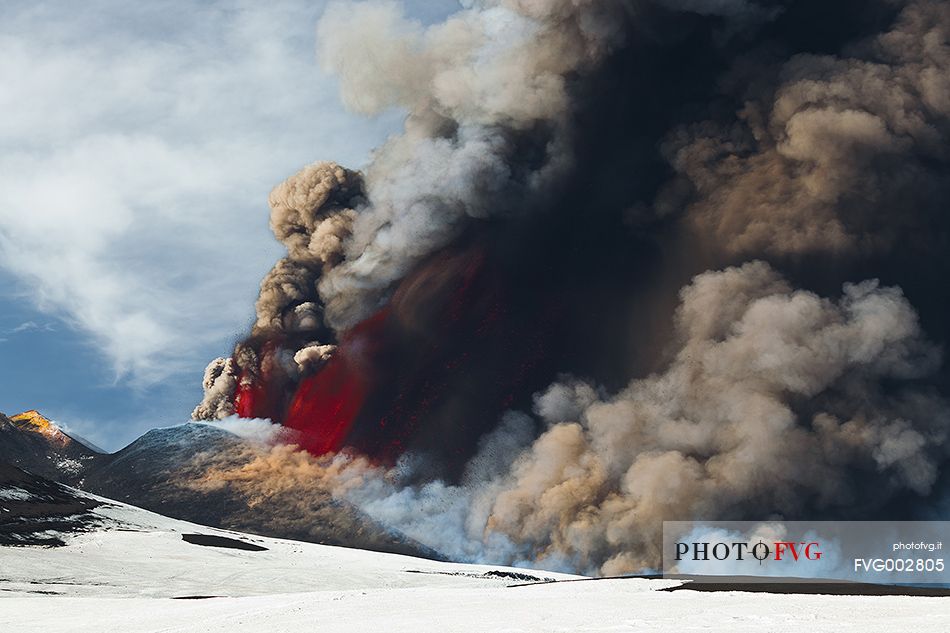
[190,0,950,576]
[258,161,363,335]
[195,161,362,415]
[662,0,950,256]
[312,0,636,330]
[335,263,949,574]
[655,0,779,21]
[196,0,638,418]
[192,357,238,420]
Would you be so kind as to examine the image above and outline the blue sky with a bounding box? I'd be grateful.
[0,0,460,451]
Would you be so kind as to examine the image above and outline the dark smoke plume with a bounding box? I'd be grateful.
[193,0,950,574]
[662,0,950,256]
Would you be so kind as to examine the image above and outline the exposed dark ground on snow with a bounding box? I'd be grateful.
[0,462,104,547]
[509,574,950,597]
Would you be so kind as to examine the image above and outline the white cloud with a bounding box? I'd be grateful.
[8,321,54,334]
[0,0,420,385]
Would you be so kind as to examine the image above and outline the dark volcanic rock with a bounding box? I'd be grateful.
[0,412,104,485]
[181,533,268,551]
[0,461,104,546]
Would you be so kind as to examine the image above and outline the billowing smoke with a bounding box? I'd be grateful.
[260,262,943,575]
[193,161,360,421]
[476,262,948,573]
[192,357,237,420]
[661,0,950,255]
[313,0,632,329]
[194,0,654,458]
[191,0,950,574]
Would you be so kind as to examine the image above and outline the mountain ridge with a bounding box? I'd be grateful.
[0,411,439,560]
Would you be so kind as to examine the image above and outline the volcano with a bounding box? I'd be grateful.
[0,408,436,558]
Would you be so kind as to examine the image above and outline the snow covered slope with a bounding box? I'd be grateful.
[0,486,572,599]
[0,479,947,632]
